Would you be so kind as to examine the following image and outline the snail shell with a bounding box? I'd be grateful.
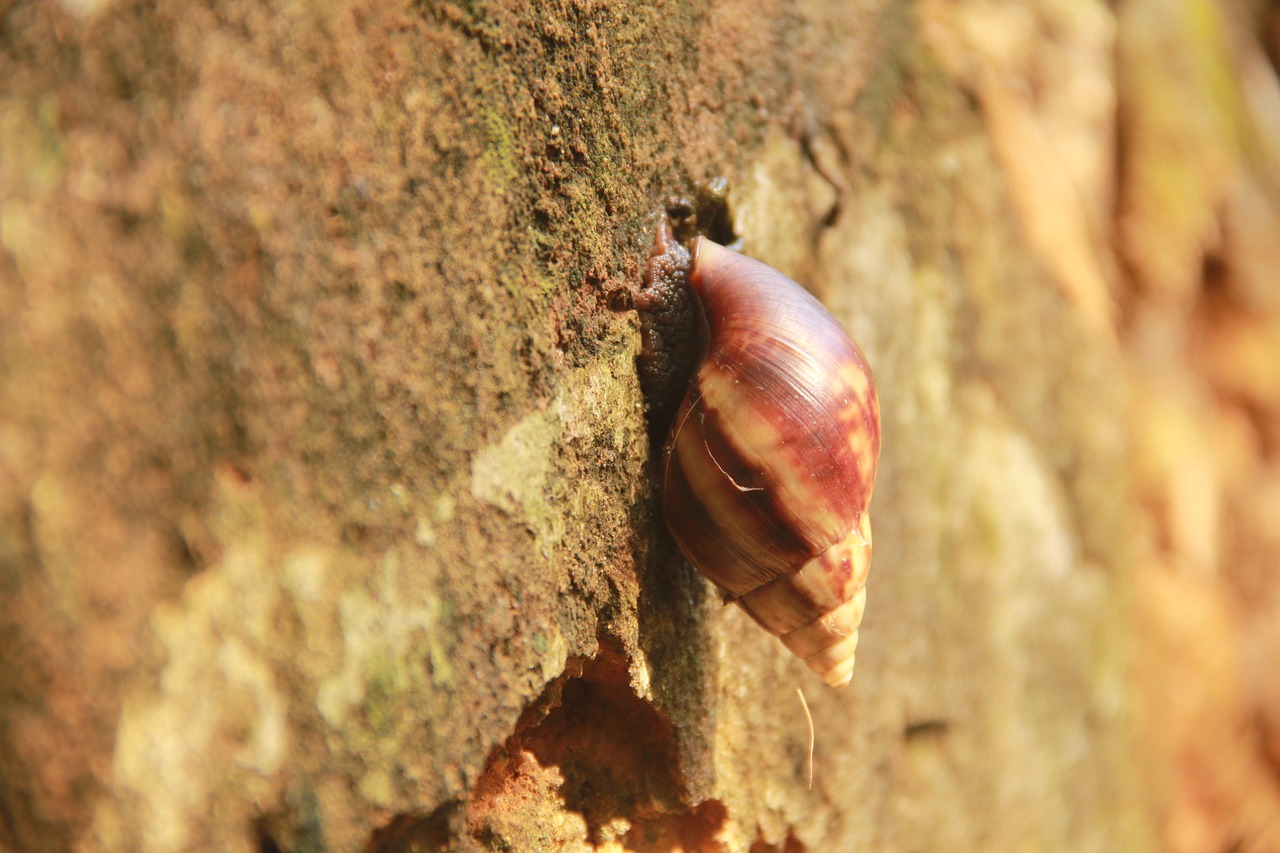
[639,225,881,687]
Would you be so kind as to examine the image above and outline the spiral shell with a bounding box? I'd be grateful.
[649,233,881,687]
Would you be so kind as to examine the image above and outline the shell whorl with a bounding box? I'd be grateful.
[660,238,880,687]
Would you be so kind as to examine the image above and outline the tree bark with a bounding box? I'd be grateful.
[2,0,1279,851]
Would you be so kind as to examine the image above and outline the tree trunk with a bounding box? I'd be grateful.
[2,0,1279,851]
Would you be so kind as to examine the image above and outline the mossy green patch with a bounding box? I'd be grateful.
[478,108,519,196]
[0,93,67,195]
[363,655,414,737]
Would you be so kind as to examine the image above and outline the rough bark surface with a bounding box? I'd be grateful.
[2,0,1278,851]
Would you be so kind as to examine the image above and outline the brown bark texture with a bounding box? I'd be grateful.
[1,0,1279,851]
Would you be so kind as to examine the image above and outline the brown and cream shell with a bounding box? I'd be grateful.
[637,226,881,687]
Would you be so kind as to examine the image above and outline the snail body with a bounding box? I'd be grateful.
[637,224,881,687]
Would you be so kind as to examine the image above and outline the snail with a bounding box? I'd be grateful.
[633,213,881,687]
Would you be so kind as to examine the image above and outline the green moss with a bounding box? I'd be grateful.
[0,94,68,194]
[425,627,456,685]
[363,658,407,737]
[478,108,519,195]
